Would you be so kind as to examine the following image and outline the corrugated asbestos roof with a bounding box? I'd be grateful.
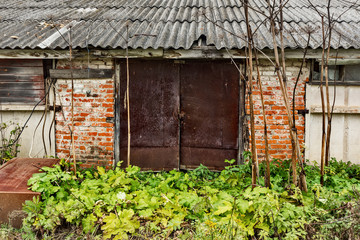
[0,0,359,50]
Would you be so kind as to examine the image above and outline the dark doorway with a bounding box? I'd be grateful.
[119,60,240,170]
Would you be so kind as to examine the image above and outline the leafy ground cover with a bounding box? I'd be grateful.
[1,157,360,239]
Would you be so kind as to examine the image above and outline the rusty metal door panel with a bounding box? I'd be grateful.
[180,61,239,169]
[119,60,180,170]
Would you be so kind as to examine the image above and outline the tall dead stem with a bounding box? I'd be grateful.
[278,0,298,186]
[266,0,307,191]
[69,25,76,175]
[126,25,131,167]
[244,0,258,188]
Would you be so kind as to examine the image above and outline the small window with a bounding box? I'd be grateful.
[343,65,360,82]
[311,61,360,85]
[0,59,45,104]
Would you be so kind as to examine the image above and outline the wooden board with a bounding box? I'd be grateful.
[0,59,44,104]
[49,69,113,79]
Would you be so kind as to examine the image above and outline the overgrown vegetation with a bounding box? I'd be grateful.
[2,157,360,239]
[0,121,21,165]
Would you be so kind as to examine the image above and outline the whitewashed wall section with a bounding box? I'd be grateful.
[305,85,360,164]
[0,106,55,158]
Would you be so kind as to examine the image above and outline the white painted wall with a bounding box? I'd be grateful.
[305,85,360,164]
[0,105,55,158]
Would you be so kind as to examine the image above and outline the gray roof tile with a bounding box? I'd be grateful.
[0,0,359,50]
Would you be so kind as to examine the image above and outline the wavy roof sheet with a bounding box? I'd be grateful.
[0,0,359,50]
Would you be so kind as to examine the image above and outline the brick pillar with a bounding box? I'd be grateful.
[55,59,114,167]
[246,59,308,160]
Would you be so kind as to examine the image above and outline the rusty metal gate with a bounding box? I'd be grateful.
[119,60,240,170]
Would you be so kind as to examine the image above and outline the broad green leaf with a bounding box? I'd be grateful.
[236,198,249,213]
[213,200,232,215]
[82,213,97,233]
[97,166,105,176]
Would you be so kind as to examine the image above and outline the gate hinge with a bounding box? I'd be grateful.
[48,105,62,112]
[297,109,309,116]
[106,117,114,123]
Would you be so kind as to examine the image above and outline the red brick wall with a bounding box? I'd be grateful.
[247,59,309,160]
[55,59,114,167]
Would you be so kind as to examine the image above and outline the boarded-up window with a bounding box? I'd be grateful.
[0,59,45,104]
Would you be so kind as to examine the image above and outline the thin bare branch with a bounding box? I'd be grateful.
[202,13,276,67]
[126,25,131,167]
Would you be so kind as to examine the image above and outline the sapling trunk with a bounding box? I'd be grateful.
[324,1,333,167]
[253,50,271,188]
[319,16,327,185]
[324,51,332,167]
[292,32,311,186]
[69,27,76,175]
[328,42,341,171]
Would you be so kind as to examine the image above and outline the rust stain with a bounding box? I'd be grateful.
[164,50,182,57]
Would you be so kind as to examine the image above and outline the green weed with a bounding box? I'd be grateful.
[16,157,360,239]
